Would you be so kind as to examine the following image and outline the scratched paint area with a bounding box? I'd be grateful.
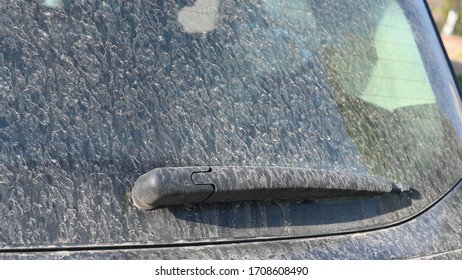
[1,0,462,249]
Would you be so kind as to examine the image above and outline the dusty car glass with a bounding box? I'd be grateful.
[1,0,462,249]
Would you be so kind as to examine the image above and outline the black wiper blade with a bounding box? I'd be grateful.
[131,166,410,210]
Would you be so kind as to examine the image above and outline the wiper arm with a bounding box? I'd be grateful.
[131,166,410,210]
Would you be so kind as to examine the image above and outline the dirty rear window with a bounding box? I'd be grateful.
[1,0,462,248]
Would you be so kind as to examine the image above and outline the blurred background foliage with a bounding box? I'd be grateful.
[429,0,462,35]
[428,0,462,84]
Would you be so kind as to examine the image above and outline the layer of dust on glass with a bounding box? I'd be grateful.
[1,0,462,248]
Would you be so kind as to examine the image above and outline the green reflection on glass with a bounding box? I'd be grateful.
[42,0,62,8]
[360,1,436,111]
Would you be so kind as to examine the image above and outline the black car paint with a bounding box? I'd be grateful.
[1,0,462,259]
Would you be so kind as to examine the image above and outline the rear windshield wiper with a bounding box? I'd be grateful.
[131,166,410,210]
